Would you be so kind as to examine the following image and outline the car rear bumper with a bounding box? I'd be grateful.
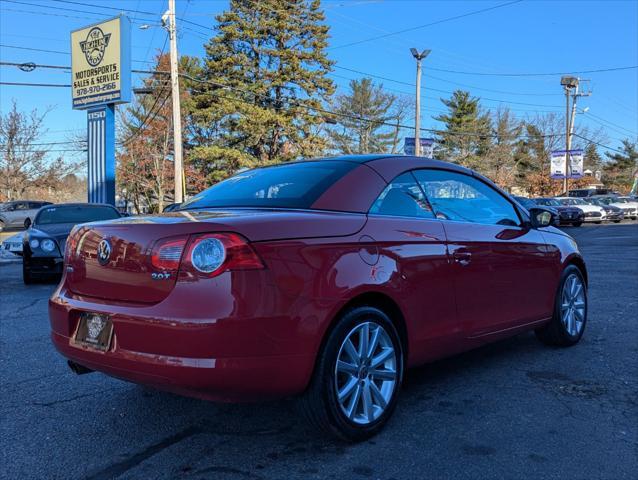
[48,278,320,402]
[51,330,312,402]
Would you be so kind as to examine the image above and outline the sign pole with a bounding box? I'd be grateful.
[87,105,115,205]
[71,15,130,207]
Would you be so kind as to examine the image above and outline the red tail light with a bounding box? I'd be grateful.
[151,236,188,271]
[180,232,264,278]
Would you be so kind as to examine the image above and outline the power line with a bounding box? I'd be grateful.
[47,0,212,33]
[0,44,157,65]
[0,81,70,87]
[333,66,564,108]
[426,65,638,77]
[1,0,159,24]
[329,0,523,50]
[572,134,628,155]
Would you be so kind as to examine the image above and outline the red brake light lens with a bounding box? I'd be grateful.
[182,232,264,277]
[151,236,187,271]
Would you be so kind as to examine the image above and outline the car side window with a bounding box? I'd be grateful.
[369,172,435,219]
[15,202,29,210]
[413,169,520,226]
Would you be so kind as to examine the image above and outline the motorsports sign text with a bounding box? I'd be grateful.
[71,16,131,109]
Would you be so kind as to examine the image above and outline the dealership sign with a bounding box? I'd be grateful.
[71,16,131,109]
[550,150,584,179]
[404,138,435,157]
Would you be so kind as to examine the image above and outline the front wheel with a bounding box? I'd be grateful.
[535,265,587,347]
[299,306,404,441]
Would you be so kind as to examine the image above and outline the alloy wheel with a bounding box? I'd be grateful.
[560,274,586,336]
[334,322,398,425]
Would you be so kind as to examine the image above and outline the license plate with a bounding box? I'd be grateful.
[8,243,21,251]
[72,313,113,352]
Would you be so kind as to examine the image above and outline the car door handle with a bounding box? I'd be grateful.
[452,250,472,266]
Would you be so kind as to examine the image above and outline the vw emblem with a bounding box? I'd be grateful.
[97,239,112,266]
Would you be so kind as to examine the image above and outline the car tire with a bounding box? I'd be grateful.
[572,221,582,227]
[0,220,4,232]
[299,306,404,442]
[535,265,587,347]
[594,221,602,224]
[23,261,35,285]
[613,220,621,223]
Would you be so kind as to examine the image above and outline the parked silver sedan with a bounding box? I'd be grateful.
[0,201,52,231]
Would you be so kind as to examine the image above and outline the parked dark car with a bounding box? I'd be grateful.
[533,198,584,227]
[0,200,52,231]
[50,155,588,441]
[23,203,120,284]
[163,202,182,212]
[584,198,624,223]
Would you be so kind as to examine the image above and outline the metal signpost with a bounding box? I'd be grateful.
[71,16,131,205]
[404,138,435,158]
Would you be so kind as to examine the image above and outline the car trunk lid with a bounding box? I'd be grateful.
[66,208,366,303]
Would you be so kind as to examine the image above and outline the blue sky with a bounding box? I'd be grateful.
[1,0,637,165]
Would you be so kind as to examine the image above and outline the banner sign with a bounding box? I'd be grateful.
[550,149,584,179]
[71,16,131,109]
[404,138,435,157]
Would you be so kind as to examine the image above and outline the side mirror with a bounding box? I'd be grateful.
[529,207,555,228]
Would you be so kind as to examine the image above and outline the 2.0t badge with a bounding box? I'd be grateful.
[97,239,111,266]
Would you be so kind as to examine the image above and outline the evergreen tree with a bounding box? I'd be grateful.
[328,78,407,154]
[602,140,638,192]
[434,90,491,170]
[483,108,521,191]
[583,143,603,174]
[188,0,334,182]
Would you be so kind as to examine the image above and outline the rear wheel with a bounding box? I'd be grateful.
[300,306,404,441]
[535,265,587,347]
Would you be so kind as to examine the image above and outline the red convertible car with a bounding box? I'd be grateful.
[49,155,588,440]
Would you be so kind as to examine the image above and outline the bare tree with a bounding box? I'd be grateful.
[0,101,78,201]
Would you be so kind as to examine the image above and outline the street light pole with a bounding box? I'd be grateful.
[410,48,430,157]
[167,0,183,204]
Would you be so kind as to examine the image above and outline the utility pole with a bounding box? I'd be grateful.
[559,76,591,194]
[410,48,431,156]
[166,0,183,204]
[560,76,578,194]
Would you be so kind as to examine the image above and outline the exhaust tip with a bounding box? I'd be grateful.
[67,360,94,375]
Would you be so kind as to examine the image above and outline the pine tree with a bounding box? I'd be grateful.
[483,108,521,191]
[583,143,603,175]
[434,90,491,170]
[328,78,408,154]
[602,140,638,192]
[188,0,334,182]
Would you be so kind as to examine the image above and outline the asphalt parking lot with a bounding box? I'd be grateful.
[1,223,637,480]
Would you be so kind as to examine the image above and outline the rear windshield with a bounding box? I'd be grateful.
[35,206,120,225]
[181,161,357,210]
